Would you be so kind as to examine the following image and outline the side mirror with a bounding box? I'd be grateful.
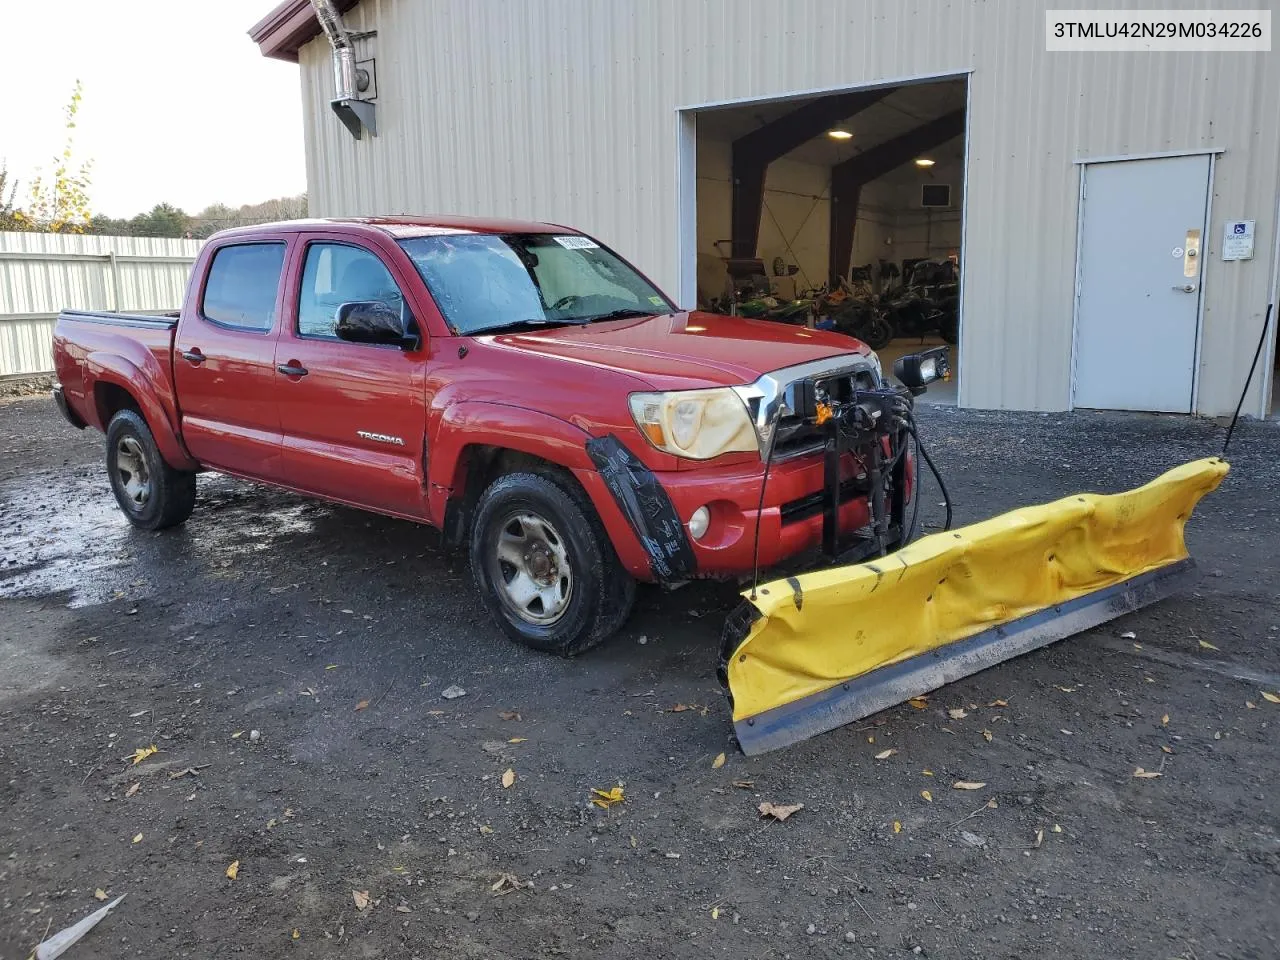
[893,346,950,395]
[335,301,421,350]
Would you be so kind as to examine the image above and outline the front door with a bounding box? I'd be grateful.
[275,237,429,520]
[1073,154,1211,412]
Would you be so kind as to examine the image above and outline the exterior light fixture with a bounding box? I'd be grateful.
[827,129,853,140]
[914,157,936,167]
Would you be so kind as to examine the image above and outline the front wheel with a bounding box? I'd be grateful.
[469,471,635,656]
[105,409,197,530]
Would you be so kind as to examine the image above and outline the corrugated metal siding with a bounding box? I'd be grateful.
[0,233,202,376]
[297,0,1278,415]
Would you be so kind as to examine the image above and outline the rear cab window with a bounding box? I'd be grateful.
[201,242,287,332]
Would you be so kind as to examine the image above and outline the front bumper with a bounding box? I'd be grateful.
[658,451,874,576]
[583,433,877,582]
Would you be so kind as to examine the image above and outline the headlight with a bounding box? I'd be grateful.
[628,388,758,460]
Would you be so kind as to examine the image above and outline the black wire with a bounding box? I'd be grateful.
[904,429,922,545]
[907,416,952,531]
[1222,302,1273,457]
[749,420,781,602]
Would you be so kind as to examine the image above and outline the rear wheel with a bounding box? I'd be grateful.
[470,471,635,655]
[105,409,196,530]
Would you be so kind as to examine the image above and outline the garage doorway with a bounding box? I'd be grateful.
[676,75,969,405]
[1072,154,1214,412]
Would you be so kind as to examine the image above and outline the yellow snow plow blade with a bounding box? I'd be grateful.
[719,458,1228,755]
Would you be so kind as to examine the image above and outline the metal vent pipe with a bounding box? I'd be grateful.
[310,0,376,139]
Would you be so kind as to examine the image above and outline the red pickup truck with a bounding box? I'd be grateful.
[53,217,942,654]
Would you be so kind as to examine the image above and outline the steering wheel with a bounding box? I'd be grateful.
[551,295,581,311]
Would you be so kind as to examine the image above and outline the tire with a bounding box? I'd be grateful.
[105,409,197,531]
[860,314,894,350]
[469,470,635,656]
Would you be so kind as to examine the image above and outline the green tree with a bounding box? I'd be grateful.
[22,81,94,233]
[128,202,192,238]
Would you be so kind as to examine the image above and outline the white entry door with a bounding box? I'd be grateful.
[1073,154,1211,412]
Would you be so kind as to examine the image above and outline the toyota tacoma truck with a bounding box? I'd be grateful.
[52,217,945,655]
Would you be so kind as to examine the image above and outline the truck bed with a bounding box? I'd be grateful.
[52,309,182,435]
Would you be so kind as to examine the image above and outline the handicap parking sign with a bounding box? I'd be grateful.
[1222,220,1254,261]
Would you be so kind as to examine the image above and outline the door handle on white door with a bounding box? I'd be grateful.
[1173,284,1197,293]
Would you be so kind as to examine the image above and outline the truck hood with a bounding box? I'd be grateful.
[486,311,872,389]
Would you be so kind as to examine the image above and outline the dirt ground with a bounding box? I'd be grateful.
[1,394,1278,960]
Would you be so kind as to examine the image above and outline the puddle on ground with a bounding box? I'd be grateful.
[0,470,317,608]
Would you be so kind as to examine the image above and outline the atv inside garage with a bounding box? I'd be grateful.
[688,77,967,405]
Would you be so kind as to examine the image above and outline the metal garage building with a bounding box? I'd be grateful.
[251,0,1278,417]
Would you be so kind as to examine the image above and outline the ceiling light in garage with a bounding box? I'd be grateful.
[827,129,853,140]
[914,157,936,167]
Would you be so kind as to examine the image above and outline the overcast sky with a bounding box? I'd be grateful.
[5,0,307,218]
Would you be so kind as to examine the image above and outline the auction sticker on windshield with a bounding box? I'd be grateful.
[553,235,599,249]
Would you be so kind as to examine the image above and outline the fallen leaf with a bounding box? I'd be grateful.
[948,707,968,720]
[712,752,726,769]
[1198,639,1219,651]
[491,872,525,894]
[125,782,140,798]
[124,745,158,765]
[874,749,896,760]
[353,890,371,911]
[479,824,494,835]
[986,798,998,809]
[731,779,755,789]
[711,906,720,920]
[226,860,239,880]
[354,700,370,712]
[953,780,986,791]
[1120,631,1136,639]
[758,801,804,822]
[1052,823,1063,833]
[498,710,521,721]
[1060,729,1074,735]
[987,699,1008,708]
[1133,767,1162,779]
[1161,745,1173,754]
[630,835,637,848]
[1246,700,1257,709]
[1161,713,1170,726]
[508,737,527,744]
[395,904,412,914]
[982,729,993,743]
[325,664,339,671]
[669,703,691,713]
[907,697,928,709]
[131,833,143,844]
[168,766,204,780]
[590,786,625,808]
[867,735,875,744]
[441,684,467,700]
[921,790,933,802]
[93,889,108,902]
[292,928,301,939]
[1262,691,1280,704]
[893,820,902,834]
[1033,828,1044,849]
[231,731,244,739]
[501,768,516,789]
[1055,685,1076,693]
[128,709,148,718]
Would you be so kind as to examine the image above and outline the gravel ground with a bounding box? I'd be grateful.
[1,394,1278,960]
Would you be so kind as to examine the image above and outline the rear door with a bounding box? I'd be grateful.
[275,235,429,519]
[174,238,289,479]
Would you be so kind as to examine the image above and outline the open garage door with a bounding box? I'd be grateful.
[680,77,968,405]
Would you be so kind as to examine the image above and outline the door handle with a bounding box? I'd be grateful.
[276,362,309,378]
[1173,284,1198,293]
[181,349,206,364]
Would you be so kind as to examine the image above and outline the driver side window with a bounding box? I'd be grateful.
[298,243,405,339]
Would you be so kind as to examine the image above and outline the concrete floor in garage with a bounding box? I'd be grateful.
[1,395,1277,960]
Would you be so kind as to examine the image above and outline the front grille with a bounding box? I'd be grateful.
[771,368,878,459]
[779,473,868,525]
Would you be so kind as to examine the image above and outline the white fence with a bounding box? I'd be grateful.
[0,232,204,377]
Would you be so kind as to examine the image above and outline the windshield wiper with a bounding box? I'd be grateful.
[580,308,658,323]
[470,317,575,335]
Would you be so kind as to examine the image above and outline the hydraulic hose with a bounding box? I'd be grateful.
[907,416,953,531]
